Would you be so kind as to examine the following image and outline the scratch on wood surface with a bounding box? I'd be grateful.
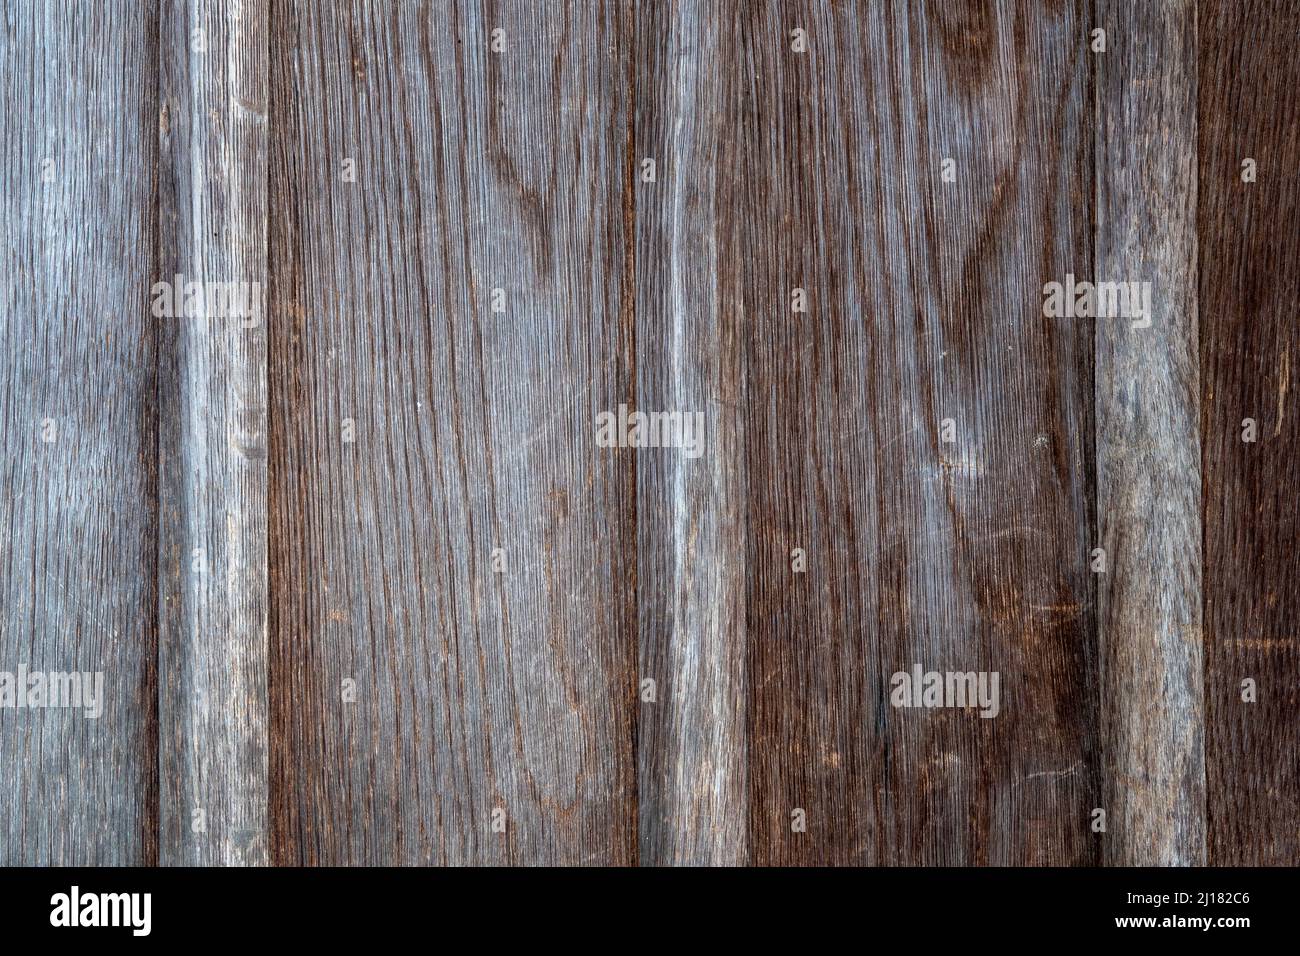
[1275,345,1288,437]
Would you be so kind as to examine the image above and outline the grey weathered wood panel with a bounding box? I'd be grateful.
[1200,0,1300,866]
[741,0,1098,865]
[0,0,159,865]
[1095,0,1204,865]
[634,0,748,866]
[156,0,269,866]
[268,0,637,865]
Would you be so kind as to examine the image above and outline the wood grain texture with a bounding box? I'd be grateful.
[634,0,748,866]
[1095,0,1204,865]
[268,0,637,865]
[156,0,269,866]
[1199,0,1300,866]
[2,0,1297,868]
[740,0,1098,865]
[0,0,159,865]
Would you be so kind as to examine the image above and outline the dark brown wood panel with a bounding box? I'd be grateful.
[740,0,1099,865]
[268,0,637,865]
[1200,0,1300,866]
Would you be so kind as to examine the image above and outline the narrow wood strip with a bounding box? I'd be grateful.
[634,0,748,866]
[0,0,160,865]
[1200,0,1300,866]
[1094,0,1205,866]
[156,0,270,866]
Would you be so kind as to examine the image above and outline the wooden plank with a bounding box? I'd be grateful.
[156,0,270,865]
[267,0,637,865]
[739,0,1099,865]
[634,0,748,866]
[0,0,159,865]
[1094,0,1204,865]
[1200,0,1300,866]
